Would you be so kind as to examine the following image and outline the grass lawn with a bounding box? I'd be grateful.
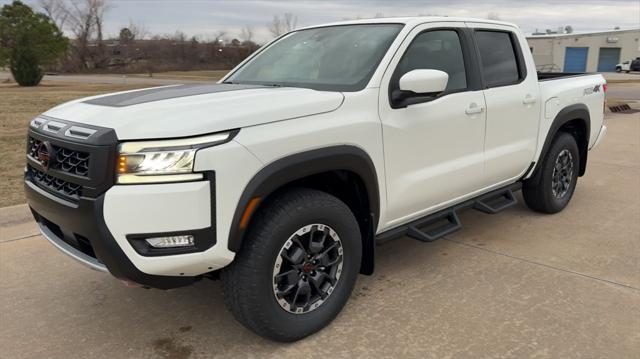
[0,81,149,207]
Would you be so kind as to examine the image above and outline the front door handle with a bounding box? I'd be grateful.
[523,95,537,105]
[465,103,484,115]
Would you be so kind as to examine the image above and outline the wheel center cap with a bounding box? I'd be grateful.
[302,262,315,273]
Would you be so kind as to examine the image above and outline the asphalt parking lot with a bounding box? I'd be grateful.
[1,86,639,358]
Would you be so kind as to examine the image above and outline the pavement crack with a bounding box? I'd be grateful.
[0,233,40,244]
[444,238,640,292]
[588,160,639,170]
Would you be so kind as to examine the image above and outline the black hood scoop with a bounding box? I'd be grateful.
[83,83,265,107]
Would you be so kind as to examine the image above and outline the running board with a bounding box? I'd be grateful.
[406,210,461,242]
[376,183,521,245]
[473,187,518,214]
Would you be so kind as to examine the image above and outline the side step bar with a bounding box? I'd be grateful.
[406,211,461,242]
[473,188,517,214]
[376,183,521,245]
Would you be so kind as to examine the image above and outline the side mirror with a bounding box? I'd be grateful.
[399,69,449,94]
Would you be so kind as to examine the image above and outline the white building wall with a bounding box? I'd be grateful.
[527,29,640,72]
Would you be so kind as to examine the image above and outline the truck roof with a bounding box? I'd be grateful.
[299,16,519,31]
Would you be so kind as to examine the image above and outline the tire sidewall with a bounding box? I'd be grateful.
[243,192,361,338]
[541,133,579,212]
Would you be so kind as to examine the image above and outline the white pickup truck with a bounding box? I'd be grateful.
[25,17,607,341]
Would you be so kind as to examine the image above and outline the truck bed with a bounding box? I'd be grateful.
[537,72,595,81]
[536,73,606,161]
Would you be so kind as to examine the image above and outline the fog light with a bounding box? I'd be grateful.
[145,235,195,248]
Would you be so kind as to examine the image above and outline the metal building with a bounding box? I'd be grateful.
[526,28,640,72]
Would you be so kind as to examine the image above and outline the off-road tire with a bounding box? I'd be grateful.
[221,188,361,342]
[523,132,579,213]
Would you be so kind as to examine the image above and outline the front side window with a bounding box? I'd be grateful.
[475,31,521,87]
[226,24,403,92]
[392,30,468,93]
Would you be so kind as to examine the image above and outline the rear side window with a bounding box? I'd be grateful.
[475,31,521,87]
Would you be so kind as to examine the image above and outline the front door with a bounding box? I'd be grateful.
[378,23,487,228]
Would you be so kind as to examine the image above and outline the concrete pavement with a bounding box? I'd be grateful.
[1,103,639,358]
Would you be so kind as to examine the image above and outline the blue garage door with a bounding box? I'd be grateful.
[564,47,588,72]
[597,48,621,72]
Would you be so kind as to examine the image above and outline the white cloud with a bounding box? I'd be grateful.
[10,0,640,43]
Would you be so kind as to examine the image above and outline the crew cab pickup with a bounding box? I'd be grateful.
[25,17,607,341]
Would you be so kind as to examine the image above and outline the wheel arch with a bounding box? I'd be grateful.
[227,145,380,274]
[532,104,590,180]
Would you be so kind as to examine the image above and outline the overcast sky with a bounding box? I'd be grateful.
[7,0,640,42]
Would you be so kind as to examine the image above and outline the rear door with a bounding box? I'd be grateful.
[467,23,540,187]
[378,22,487,227]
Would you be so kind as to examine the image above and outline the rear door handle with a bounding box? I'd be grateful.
[523,95,537,105]
[465,103,484,115]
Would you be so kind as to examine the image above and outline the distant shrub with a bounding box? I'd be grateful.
[10,46,43,86]
[0,1,67,86]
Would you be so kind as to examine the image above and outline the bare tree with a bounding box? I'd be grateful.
[268,13,297,37]
[128,20,150,40]
[209,30,227,45]
[65,0,111,69]
[283,12,297,32]
[240,26,254,44]
[39,0,69,30]
[66,1,94,69]
[268,15,284,37]
[92,0,110,67]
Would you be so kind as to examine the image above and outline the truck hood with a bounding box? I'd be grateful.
[42,84,345,140]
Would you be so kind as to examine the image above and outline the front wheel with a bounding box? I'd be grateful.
[221,188,361,342]
[523,132,579,213]
[615,67,622,73]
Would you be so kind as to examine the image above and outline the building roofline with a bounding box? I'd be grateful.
[527,28,640,39]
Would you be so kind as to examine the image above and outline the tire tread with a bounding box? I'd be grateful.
[221,188,360,341]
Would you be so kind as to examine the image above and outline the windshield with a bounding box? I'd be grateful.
[225,24,403,91]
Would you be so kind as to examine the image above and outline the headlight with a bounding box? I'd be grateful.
[117,131,234,184]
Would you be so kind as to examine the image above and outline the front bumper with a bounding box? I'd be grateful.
[26,180,200,289]
[24,117,261,289]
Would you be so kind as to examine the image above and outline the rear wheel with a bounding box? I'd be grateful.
[222,188,361,342]
[523,132,579,213]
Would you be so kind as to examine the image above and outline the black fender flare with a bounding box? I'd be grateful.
[227,145,380,263]
[531,103,590,179]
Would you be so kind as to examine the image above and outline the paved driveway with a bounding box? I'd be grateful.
[1,111,639,358]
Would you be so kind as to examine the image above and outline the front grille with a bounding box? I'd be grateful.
[26,118,117,201]
[28,165,82,200]
[27,136,91,177]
